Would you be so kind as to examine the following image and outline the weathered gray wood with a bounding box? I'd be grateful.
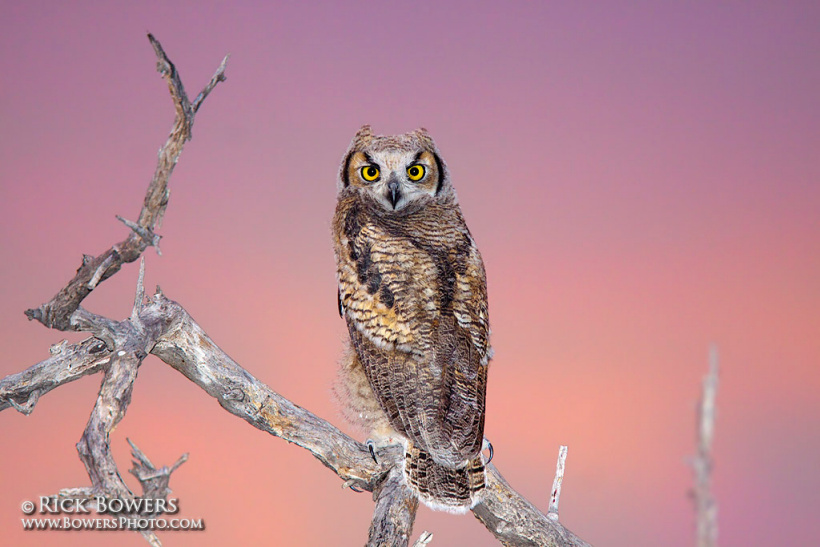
[474,464,591,547]
[76,352,141,497]
[5,285,592,545]
[127,437,189,503]
[0,337,111,413]
[368,467,419,547]
[23,33,228,331]
[146,292,395,491]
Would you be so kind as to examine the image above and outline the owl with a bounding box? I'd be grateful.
[332,125,491,513]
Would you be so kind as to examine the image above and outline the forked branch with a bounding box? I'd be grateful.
[24,33,228,331]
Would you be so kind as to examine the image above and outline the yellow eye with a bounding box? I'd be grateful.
[407,164,425,181]
[361,165,380,182]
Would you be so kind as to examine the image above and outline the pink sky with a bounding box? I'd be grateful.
[1,2,818,545]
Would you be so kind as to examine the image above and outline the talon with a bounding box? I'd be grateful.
[342,478,364,493]
[482,437,494,464]
[366,439,378,463]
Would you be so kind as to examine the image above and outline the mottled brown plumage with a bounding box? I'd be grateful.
[332,125,491,512]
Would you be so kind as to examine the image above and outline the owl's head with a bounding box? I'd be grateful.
[338,125,452,212]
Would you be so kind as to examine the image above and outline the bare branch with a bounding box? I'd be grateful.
[29,258,172,547]
[131,257,147,322]
[692,345,719,547]
[127,438,188,501]
[6,388,40,414]
[145,293,392,491]
[87,252,117,290]
[0,337,111,413]
[548,445,568,521]
[50,294,175,546]
[474,464,591,547]
[24,34,228,330]
[147,33,193,136]
[72,348,161,547]
[68,284,165,503]
[193,53,230,112]
[5,282,590,545]
[117,215,162,255]
[57,436,185,547]
[367,467,419,547]
[75,352,142,498]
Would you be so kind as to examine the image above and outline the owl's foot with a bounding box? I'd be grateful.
[482,437,494,464]
[366,439,378,463]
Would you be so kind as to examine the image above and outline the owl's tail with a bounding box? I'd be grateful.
[403,443,486,513]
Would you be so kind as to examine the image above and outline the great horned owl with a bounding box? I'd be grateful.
[332,125,491,513]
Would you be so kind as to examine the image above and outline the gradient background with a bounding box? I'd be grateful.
[1,2,818,545]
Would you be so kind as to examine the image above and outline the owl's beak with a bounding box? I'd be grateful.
[386,176,401,209]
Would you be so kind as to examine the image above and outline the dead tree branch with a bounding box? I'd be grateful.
[692,345,719,547]
[5,286,590,545]
[50,260,181,547]
[24,33,228,331]
[412,531,434,547]
[10,33,228,547]
[548,445,568,521]
[0,337,110,413]
[1,34,590,546]
[368,467,420,546]
[127,437,189,502]
[146,292,393,490]
[475,464,590,547]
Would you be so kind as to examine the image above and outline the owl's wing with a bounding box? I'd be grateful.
[452,241,491,365]
[438,241,490,460]
[337,208,489,466]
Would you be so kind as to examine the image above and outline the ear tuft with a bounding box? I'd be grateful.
[353,125,374,148]
[413,127,436,149]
